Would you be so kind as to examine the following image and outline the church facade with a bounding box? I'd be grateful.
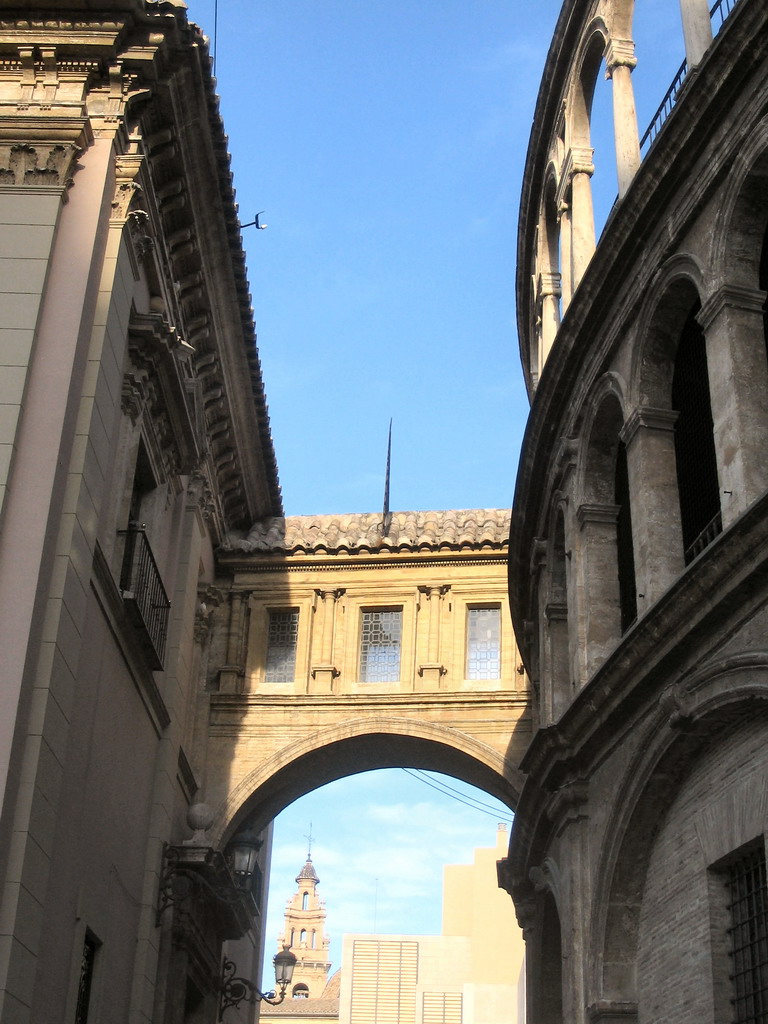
[502,0,768,1022]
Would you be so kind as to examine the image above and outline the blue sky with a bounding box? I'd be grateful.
[184,0,695,978]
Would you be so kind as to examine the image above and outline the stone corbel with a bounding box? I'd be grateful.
[545,780,588,834]
[112,153,144,222]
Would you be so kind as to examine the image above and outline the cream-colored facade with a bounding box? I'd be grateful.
[338,826,524,1024]
[205,510,529,845]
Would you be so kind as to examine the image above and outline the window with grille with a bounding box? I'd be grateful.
[725,845,768,1024]
[359,609,402,682]
[264,610,299,682]
[423,992,463,1023]
[466,607,501,679]
[350,939,418,1024]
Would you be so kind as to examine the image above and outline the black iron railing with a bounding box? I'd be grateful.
[639,0,743,156]
[684,510,722,564]
[119,526,171,669]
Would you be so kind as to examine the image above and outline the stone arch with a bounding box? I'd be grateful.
[576,377,636,671]
[592,655,768,1010]
[710,114,768,291]
[537,164,563,374]
[542,497,572,722]
[632,254,707,408]
[568,20,610,149]
[212,717,521,845]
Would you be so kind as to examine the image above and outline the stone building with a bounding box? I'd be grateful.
[501,1,768,1023]
[0,2,281,1021]
[203,508,527,844]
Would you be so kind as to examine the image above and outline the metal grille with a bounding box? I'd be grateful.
[119,527,171,668]
[423,992,463,1024]
[726,847,768,1024]
[265,610,299,682]
[466,607,501,679]
[671,307,722,564]
[359,609,402,682]
[74,932,97,1024]
[350,940,418,1024]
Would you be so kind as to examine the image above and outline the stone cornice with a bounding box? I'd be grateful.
[696,283,768,331]
[620,406,679,445]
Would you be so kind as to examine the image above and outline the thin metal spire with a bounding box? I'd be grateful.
[304,823,314,860]
[381,419,392,537]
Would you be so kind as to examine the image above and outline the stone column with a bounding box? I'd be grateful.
[559,201,574,309]
[310,588,345,692]
[605,39,641,197]
[417,585,449,690]
[567,148,596,293]
[538,271,562,367]
[621,408,684,612]
[698,286,768,527]
[218,590,247,692]
[679,0,713,68]
[576,504,621,681]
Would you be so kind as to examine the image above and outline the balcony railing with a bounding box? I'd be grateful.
[639,0,743,157]
[684,510,723,565]
[119,526,171,669]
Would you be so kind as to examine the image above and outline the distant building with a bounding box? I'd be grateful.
[260,854,339,1024]
[339,825,524,1024]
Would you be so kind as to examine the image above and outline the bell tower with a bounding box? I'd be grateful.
[277,852,332,998]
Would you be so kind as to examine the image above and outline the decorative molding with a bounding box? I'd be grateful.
[697,283,768,332]
[620,406,679,445]
[577,503,620,527]
[605,38,637,76]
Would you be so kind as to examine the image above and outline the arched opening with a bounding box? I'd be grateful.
[537,890,563,1024]
[671,303,722,563]
[545,510,571,723]
[300,929,307,945]
[252,767,521,1017]
[615,439,637,632]
[302,891,308,910]
[292,984,309,999]
[580,391,630,675]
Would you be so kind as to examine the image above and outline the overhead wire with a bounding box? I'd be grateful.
[401,768,514,823]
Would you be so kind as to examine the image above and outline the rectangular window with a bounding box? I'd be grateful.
[264,610,299,682]
[726,845,768,1024]
[359,609,402,682]
[466,607,501,679]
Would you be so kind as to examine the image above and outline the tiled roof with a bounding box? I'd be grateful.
[221,509,511,555]
[297,858,319,883]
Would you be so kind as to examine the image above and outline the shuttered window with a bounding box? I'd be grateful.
[349,940,418,1024]
[423,992,463,1023]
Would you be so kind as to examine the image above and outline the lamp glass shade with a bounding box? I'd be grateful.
[274,945,297,987]
[229,830,261,881]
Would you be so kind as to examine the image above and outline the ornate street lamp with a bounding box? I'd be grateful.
[219,945,297,1020]
[227,828,263,892]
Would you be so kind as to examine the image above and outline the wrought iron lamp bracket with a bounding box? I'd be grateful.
[219,958,286,1020]
[155,843,247,926]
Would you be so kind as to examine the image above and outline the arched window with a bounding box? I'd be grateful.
[311,930,316,949]
[671,304,722,562]
[293,984,309,999]
[302,891,308,910]
[290,928,295,946]
[615,439,637,632]
[300,929,307,945]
